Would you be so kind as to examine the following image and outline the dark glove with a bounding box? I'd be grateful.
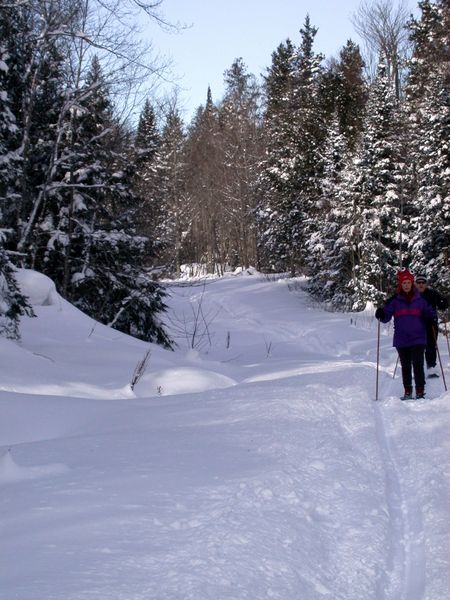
[375,307,385,320]
[426,319,437,338]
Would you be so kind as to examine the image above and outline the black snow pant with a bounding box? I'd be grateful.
[425,321,438,368]
[397,345,426,390]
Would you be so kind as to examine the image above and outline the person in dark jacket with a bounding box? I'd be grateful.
[375,269,436,400]
[415,274,449,377]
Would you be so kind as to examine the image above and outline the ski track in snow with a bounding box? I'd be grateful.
[374,400,425,600]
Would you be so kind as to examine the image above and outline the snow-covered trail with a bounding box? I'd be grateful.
[371,327,449,600]
[374,401,425,600]
[1,271,449,600]
[374,395,450,600]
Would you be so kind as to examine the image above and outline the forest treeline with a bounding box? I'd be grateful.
[0,0,448,342]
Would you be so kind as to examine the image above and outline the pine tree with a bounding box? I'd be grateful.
[0,14,34,339]
[0,249,34,339]
[410,70,450,292]
[257,38,298,272]
[156,106,188,275]
[0,34,20,234]
[134,98,162,245]
[334,40,368,150]
[4,1,71,257]
[0,3,29,239]
[0,0,173,344]
[306,114,355,306]
[40,56,170,345]
[136,99,160,158]
[406,0,449,293]
[346,63,405,307]
[258,16,324,275]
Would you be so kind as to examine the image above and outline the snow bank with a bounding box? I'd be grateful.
[15,268,59,306]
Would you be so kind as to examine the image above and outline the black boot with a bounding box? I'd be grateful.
[400,387,413,401]
[416,386,425,399]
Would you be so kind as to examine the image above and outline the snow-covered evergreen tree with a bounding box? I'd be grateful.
[406,0,449,293]
[0,37,19,235]
[0,0,173,344]
[0,249,34,339]
[258,16,324,275]
[2,1,71,258]
[408,70,449,292]
[134,98,162,246]
[0,3,29,240]
[155,106,188,275]
[136,99,160,159]
[39,56,170,345]
[256,39,298,272]
[345,63,406,307]
[334,40,367,151]
[0,17,33,339]
[306,114,355,306]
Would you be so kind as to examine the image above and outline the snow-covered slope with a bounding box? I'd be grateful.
[1,269,449,600]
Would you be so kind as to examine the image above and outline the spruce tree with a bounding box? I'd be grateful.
[334,40,368,150]
[0,16,34,339]
[409,70,450,292]
[406,0,449,292]
[0,249,34,339]
[0,34,20,234]
[258,16,325,275]
[346,63,405,307]
[306,114,355,306]
[5,1,71,257]
[134,98,162,246]
[40,56,170,345]
[156,106,188,275]
[257,38,299,272]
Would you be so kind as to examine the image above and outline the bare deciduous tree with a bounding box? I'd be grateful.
[352,0,412,98]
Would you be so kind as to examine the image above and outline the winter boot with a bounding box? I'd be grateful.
[415,387,425,400]
[400,387,413,401]
[427,366,439,378]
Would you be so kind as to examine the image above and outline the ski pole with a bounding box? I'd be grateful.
[376,320,381,401]
[393,354,399,379]
[431,325,447,392]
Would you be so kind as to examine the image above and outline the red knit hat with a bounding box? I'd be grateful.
[397,269,414,284]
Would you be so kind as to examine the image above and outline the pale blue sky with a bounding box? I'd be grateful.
[146,0,418,120]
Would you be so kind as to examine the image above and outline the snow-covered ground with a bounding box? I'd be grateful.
[1,269,449,600]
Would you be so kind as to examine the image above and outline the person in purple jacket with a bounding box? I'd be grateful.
[375,269,436,400]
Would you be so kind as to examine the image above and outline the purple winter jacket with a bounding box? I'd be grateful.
[380,288,436,348]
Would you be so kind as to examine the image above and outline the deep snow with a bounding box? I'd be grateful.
[1,269,449,600]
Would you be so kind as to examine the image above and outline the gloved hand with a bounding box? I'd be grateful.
[426,319,437,337]
[375,307,385,320]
